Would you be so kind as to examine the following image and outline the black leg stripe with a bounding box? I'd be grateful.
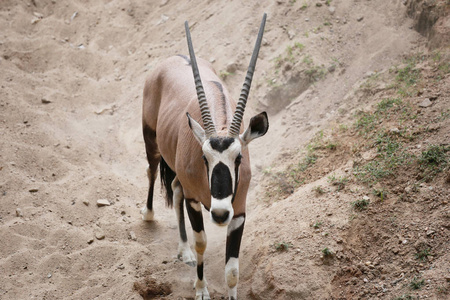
[226,215,245,263]
[197,262,204,281]
[178,198,187,242]
[185,199,204,233]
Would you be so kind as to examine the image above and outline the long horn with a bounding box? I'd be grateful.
[185,21,216,138]
[228,13,267,137]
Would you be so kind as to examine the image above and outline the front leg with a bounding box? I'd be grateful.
[225,214,245,300]
[186,199,210,300]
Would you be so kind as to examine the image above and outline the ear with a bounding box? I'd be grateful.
[186,112,207,145]
[240,112,269,147]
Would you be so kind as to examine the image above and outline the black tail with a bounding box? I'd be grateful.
[160,156,175,208]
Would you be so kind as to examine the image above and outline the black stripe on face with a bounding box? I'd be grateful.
[211,162,232,199]
[209,137,235,153]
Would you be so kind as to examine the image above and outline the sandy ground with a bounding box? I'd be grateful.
[0,0,433,299]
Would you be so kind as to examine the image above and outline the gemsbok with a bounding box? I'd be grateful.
[141,14,268,300]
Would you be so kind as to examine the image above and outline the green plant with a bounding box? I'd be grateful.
[351,199,369,211]
[393,295,414,300]
[274,241,293,252]
[419,144,449,181]
[219,70,233,80]
[313,185,325,195]
[415,248,430,261]
[372,188,387,201]
[410,277,425,290]
[312,221,322,229]
[322,247,333,257]
[300,1,308,10]
[328,175,348,191]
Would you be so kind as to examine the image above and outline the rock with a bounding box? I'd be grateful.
[47,273,52,278]
[390,127,400,133]
[316,3,323,7]
[29,188,39,193]
[160,0,169,7]
[129,231,137,241]
[82,200,89,206]
[87,238,94,244]
[97,199,110,207]
[426,230,435,236]
[16,208,23,217]
[157,14,169,25]
[357,16,364,22]
[41,98,52,104]
[95,232,105,240]
[226,62,239,73]
[328,6,336,15]
[363,195,370,201]
[419,98,432,108]
[287,30,296,40]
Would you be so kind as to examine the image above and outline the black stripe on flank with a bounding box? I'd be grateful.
[226,214,246,263]
[176,54,191,65]
[210,137,235,153]
[211,162,232,199]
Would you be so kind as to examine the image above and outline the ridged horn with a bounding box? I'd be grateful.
[228,13,267,137]
[185,21,216,138]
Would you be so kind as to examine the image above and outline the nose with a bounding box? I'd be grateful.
[211,209,230,225]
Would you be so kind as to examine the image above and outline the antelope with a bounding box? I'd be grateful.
[141,14,268,300]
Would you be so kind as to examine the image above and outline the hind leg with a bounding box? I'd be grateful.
[141,125,159,221]
[173,178,196,266]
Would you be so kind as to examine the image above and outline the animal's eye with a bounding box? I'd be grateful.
[235,154,242,165]
[202,155,208,165]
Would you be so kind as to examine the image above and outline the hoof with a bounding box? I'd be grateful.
[178,242,197,267]
[141,207,154,221]
[194,283,210,300]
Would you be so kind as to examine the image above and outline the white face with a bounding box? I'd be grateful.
[202,137,242,226]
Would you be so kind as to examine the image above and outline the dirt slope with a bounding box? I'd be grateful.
[0,0,444,299]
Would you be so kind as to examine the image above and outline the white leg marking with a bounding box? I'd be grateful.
[140,206,154,221]
[227,216,245,235]
[194,278,210,300]
[225,257,239,299]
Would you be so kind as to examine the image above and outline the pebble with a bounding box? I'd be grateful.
[16,208,23,217]
[82,200,89,206]
[419,98,432,108]
[97,199,110,207]
[41,98,52,104]
[328,6,336,15]
[29,188,39,193]
[129,231,137,241]
[95,232,105,240]
[363,195,370,201]
[357,16,364,22]
[87,238,94,244]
